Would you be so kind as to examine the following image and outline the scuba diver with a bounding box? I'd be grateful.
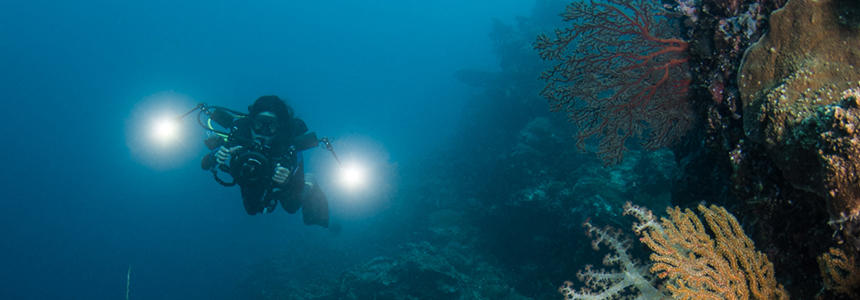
[199,96,329,228]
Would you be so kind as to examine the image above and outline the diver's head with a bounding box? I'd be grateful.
[252,112,280,137]
[248,95,295,139]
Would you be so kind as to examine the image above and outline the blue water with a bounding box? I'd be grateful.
[0,1,534,299]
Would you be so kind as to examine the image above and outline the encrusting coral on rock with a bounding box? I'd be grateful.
[738,0,860,231]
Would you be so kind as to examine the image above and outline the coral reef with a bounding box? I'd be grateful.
[671,0,784,211]
[738,0,860,227]
[229,0,860,299]
[561,203,788,300]
[535,0,692,166]
[667,0,837,296]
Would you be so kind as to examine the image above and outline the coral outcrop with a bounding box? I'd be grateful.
[738,0,860,225]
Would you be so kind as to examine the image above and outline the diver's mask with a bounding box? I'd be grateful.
[252,114,280,137]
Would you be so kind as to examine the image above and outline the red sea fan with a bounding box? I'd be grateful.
[536,0,692,166]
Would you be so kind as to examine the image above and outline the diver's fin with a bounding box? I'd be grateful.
[301,181,329,228]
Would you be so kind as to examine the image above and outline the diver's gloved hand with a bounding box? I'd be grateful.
[273,163,290,185]
[215,146,242,166]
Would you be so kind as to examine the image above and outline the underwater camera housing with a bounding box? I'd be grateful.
[229,149,272,186]
[224,132,320,187]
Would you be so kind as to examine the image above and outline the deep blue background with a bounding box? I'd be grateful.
[0,1,534,299]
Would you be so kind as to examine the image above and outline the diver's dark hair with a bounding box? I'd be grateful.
[248,95,295,134]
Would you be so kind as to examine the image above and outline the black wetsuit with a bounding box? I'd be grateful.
[201,117,328,227]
